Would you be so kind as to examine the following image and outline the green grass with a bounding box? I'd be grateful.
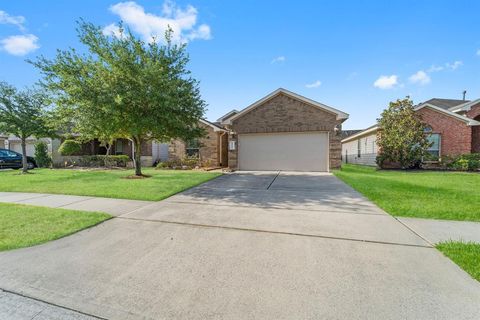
[0,203,110,251]
[437,241,480,282]
[0,168,221,201]
[334,164,480,221]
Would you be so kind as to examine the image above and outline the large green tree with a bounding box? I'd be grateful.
[32,21,206,176]
[0,82,54,173]
[376,97,431,169]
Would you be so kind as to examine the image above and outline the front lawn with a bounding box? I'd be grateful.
[437,241,480,282]
[0,203,110,251]
[0,168,220,201]
[334,164,480,221]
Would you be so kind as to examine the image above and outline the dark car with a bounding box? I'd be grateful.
[0,148,37,170]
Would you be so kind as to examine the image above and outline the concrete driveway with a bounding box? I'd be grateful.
[1,172,479,319]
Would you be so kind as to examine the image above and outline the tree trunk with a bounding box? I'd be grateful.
[133,138,142,176]
[21,137,28,173]
[105,143,112,167]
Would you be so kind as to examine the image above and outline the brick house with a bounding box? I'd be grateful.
[220,88,348,171]
[341,98,480,166]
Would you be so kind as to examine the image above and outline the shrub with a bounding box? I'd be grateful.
[58,139,82,156]
[445,153,480,171]
[34,141,51,168]
[78,155,130,167]
[156,156,199,170]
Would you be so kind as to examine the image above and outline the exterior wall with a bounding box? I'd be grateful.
[168,123,225,167]
[417,107,472,157]
[199,125,220,166]
[466,103,480,153]
[229,92,343,170]
[0,138,5,149]
[341,132,378,166]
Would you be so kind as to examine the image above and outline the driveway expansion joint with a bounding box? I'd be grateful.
[266,171,281,190]
[1,288,107,320]
[394,217,435,247]
[116,216,433,249]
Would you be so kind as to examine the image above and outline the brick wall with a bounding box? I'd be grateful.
[417,107,472,156]
[229,92,343,169]
[169,122,223,166]
[466,103,480,152]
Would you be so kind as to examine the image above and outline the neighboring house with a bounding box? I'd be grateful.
[341,98,480,166]
[220,88,349,171]
[0,134,53,157]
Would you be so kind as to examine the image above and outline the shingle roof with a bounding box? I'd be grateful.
[340,130,363,139]
[422,98,469,110]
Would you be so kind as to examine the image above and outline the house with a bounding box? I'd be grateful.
[220,88,349,171]
[341,98,480,166]
[2,88,349,172]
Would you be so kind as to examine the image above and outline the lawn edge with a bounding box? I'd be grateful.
[0,204,113,252]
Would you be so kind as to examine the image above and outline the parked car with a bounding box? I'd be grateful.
[0,148,37,170]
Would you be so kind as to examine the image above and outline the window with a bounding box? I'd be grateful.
[0,150,19,157]
[357,139,361,158]
[185,139,200,157]
[426,133,441,160]
[115,140,124,155]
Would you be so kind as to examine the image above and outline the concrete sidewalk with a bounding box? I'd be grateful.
[0,192,154,216]
[399,217,480,244]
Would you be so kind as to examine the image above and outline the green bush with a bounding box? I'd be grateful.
[58,139,82,156]
[34,141,51,168]
[156,156,199,170]
[78,155,130,167]
[446,153,480,171]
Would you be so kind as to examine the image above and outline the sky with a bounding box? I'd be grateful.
[0,0,479,129]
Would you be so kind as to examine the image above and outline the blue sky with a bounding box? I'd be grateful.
[1,1,479,129]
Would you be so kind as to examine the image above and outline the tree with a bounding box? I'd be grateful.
[376,97,431,169]
[0,82,54,173]
[34,141,52,168]
[31,21,206,176]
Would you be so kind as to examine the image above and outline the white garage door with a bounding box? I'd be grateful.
[238,132,329,171]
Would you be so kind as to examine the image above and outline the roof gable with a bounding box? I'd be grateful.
[415,103,480,126]
[449,98,480,113]
[225,88,348,124]
[199,119,227,132]
[422,98,468,110]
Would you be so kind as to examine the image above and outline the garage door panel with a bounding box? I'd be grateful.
[238,132,328,172]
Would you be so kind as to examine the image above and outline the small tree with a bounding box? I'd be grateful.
[376,97,431,169]
[32,21,206,176]
[0,82,54,173]
[34,141,51,167]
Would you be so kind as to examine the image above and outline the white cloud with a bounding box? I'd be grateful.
[271,56,285,64]
[427,65,444,72]
[445,60,463,70]
[305,80,322,88]
[0,34,39,56]
[102,23,125,38]
[105,1,211,43]
[0,10,26,31]
[409,70,431,85]
[373,75,398,89]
